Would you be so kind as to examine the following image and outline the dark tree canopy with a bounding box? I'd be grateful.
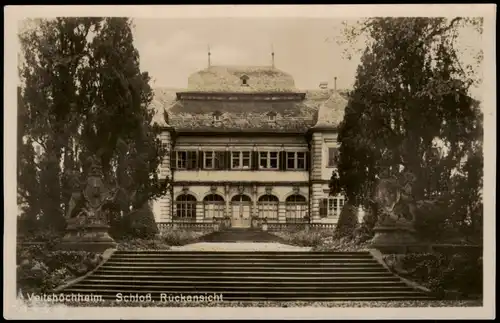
[18,18,169,233]
[333,18,483,241]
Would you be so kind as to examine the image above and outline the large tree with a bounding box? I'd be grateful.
[18,18,168,232]
[332,18,483,240]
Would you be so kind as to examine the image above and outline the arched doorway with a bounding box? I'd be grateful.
[285,194,308,223]
[258,194,279,221]
[230,194,252,228]
[174,194,197,222]
[203,194,225,220]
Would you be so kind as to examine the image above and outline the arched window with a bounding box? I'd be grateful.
[203,194,225,219]
[231,194,252,203]
[285,194,308,223]
[258,195,279,221]
[174,194,197,222]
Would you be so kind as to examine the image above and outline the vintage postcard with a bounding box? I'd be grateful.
[4,4,496,320]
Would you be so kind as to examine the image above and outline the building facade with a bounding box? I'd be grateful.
[151,65,348,230]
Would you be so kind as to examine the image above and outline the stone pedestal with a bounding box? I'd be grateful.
[59,217,117,252]
[370,222,417,252]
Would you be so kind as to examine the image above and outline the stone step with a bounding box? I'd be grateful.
[58,250,432,301]
[109,257,377,263]
[69,285,415,293]
[63,294,433,301]
[61,289,428,298]
[113,251,371,256]
[91,274,400,282]
[96,266,389,273]
[89,273,398,280]
[99,265,384,271]
[75,280,408,287]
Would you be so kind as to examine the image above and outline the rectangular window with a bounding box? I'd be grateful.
[328,148,338,167]
[204,151,214,169]
[242,151,251,168]
[231,152,240,168]
[231,151,252,169]
[327,196,345,217]
[176,151,187,169]
[177,151,197,169]
[286,152,307,170]
[259,151,279,169]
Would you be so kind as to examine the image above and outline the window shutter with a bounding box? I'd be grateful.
[305,151,311,171]
[252,151,259,170]
[319,199,328,218]
[224,151,230,170]
[279,151,286,171]
[170,150,176,170]
[216,151,225,169]
[198,151,204,170]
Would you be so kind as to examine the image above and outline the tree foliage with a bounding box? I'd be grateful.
[334,18,483,241]
[18,18,168,234]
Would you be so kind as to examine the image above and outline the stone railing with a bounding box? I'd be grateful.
[156,220,336,233]
[311,223,336,230]
[157,222,216,233]
[266,222,336,232]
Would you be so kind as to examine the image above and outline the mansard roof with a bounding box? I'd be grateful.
[187,65,296,93]
[311,91,348,130]
[150,87,348,133]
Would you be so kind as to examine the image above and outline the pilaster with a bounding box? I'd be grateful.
[196,202,204,223]
[311,184,323,222]
[159,130,172,222]
[278,202,286,223]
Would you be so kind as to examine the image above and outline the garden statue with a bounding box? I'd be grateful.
[59,156,118,252]
[370,171,418,249]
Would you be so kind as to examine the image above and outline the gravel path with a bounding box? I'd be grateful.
[170,242,312,252]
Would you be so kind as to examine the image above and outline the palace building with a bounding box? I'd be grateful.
[150,63,349,231]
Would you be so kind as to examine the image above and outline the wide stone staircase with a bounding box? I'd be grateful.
[60,250,433,302]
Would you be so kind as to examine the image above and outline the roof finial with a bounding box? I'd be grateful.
[208,44,211,67]
[271,43,275,68]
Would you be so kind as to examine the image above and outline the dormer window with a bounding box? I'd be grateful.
[267,111,277,122]
[240,74,249,86]
[213,111,222,122]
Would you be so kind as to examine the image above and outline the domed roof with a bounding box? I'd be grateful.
[311,91,347,130]
[187,65,296,92]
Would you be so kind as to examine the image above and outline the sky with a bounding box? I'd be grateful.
[131,18,363,91]
[131,17,484,97]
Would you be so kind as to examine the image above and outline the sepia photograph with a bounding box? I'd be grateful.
[4,4,496,320]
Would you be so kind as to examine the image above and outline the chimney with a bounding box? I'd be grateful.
[334,77,337,91]
[271,43,275,68]
[208,44,211,67]
[319,82,328,89]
